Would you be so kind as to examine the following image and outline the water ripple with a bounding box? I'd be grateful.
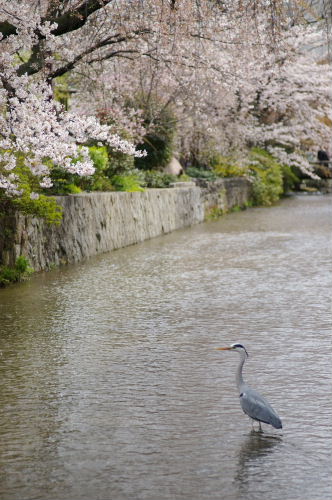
[0,195,331,500]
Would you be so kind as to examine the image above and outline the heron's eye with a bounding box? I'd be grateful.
[232,343,244,349]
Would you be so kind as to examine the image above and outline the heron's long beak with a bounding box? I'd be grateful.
[215,347,232,350]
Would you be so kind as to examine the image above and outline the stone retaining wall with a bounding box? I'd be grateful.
[0,177,251,272]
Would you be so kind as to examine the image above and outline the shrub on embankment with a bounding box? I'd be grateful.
[0,256,32,287]
[248,148,296,206]
[182,147,300,206]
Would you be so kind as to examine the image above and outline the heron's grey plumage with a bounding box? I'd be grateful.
[239,388,282,429]
[218,343,282,430]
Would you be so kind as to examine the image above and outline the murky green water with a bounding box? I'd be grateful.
[0,194,331,500]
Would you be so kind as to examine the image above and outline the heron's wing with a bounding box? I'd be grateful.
[239,388,282,428]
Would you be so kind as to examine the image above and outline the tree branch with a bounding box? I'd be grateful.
[0,1,113,40]
[87,49,140,64]
[11,1,115,77]
[48,29,150,80]
[49,0,113,38]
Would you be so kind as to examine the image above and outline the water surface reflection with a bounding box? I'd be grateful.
[234,432,282,498]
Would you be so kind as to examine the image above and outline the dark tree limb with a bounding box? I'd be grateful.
[47,0,112,38]
[0,1,112,39]
[47,29,150,80]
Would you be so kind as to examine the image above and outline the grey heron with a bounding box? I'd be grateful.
[216,343,282,430]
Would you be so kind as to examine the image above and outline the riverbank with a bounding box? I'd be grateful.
[0,177,251,273]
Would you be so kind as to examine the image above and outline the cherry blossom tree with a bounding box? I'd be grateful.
[0,0,147,200]
[1,0,330,204]
[246,23,332,175]
[70,1,330,173]
[70,1,283,161]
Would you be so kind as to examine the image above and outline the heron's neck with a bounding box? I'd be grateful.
[236,351,247,391]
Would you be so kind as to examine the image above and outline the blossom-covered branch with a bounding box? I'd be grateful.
[0,0,147,199]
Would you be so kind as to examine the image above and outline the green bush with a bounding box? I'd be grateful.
[45,166,77,195]
[66,184,82,194]
[1,188,63,225]
[0,256,33,287]
[281,163,300,192]
[81,145,115,191]
[1,150,63,223]
[210,153,248,177]
[186,166,217,181]
[142,170,177,188]
[47,146,115,194]
[112,173,144,192]
[48,146,136,194]
[249,148,283,206]
[89,144,135,180]
[12,191,63,224]
[108,150,135,176]
[89,145,109,172]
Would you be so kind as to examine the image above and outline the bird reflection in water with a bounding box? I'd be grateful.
[234,431,282,493]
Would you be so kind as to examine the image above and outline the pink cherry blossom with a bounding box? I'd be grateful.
[0,1,330,200]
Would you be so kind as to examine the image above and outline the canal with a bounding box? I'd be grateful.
[0,194,331,500]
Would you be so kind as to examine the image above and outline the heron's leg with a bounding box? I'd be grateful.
[251,419,259,432]
[259,421,262,432]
